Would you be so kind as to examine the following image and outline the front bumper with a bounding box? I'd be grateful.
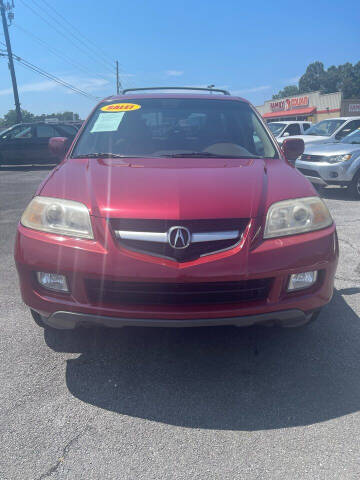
[44,309,311,329]
[296,159,354,186]
[15,218,338,328]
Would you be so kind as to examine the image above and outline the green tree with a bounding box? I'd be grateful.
[337,62,360,99]
[321,65,341,93]
[0,108,34,127]
[0,109,80,127]
[272,85,300,100]
[272,60,360,100]
[299,61,326,93]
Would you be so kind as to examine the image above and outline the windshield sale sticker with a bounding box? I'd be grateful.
[101,103,141,112]
[90,112,125,132]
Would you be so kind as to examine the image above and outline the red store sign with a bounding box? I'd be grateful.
[270,96,309,112]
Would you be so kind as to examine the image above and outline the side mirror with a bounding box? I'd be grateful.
[282,131,290,137]
[49,137,70,161]
[282,138,304,162]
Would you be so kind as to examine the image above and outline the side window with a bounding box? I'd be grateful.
[336,120,360,139]
[56,125,77,136]
[36,125,57,138]
[284,124,301,136]
[303,123,311,131]
[11,126,33,139]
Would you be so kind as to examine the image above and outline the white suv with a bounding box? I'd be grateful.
[268,121,311,145]
[284,117,360,146]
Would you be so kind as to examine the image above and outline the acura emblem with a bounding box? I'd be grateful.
[167,226,191,249]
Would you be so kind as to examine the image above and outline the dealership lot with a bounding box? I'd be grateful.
[1,168,360,479]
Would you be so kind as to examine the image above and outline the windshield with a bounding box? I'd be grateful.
[71,98,278,159]
[268,123,286,136]
[341,128,360,144]
[304,119,345,137]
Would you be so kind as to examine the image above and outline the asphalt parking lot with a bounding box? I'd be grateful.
[1,167,360,480]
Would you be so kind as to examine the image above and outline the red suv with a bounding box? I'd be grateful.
[15,87,338,330]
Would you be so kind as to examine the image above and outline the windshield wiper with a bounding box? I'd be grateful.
[159,152,261,159]
[74,153,144,158]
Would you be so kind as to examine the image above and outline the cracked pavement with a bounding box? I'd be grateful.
[1,168,360,479]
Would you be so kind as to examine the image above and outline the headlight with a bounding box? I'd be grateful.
[264,196,332,239]
[326,154,352,164]
[21,196,94,239]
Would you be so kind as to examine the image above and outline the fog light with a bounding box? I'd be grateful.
[288,271,317,291]
[36,272,69,292]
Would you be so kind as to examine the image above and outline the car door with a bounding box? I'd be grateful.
[0,125,36,164]
[34,124,59,163]
[335,119,360,141]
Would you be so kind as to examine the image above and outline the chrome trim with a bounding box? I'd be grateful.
[192,230,239,243]
[200,236,243,257]
[115,229,240,243]
[115,231,167,242]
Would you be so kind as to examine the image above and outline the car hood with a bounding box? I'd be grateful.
[303,142,360,156]
[39,156,315,220]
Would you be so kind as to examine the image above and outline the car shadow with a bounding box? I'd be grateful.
[319,186,356,202]
[44,289,360,431]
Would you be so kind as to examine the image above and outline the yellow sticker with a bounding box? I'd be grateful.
[101,103,141,112]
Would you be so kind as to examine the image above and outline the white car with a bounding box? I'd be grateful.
[284,117,360,146]
[268,121,311,145]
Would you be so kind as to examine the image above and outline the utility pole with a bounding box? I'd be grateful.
[0,0,21,123]
[116,60,121,95]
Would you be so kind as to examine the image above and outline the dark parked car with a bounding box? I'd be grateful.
[0,122,77,166]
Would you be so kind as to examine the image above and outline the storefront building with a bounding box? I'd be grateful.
[256,91,342,123]
[341,99,360,117]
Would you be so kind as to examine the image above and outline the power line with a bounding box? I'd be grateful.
[0,40,99,100]
[18,0,115,75]
[13,23,110,83]
[16,59,98,100]
[38,0,115,67]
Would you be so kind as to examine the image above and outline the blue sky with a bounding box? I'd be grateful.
[0,0,359,119]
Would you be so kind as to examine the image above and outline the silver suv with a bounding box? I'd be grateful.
[296,128,360,198]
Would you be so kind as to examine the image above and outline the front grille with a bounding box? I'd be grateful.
[300,154,326,163]
[297,168,321,178]
[85,279,272,306]
[109,218,249,262]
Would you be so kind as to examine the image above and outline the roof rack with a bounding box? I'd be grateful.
[121,86,231,95]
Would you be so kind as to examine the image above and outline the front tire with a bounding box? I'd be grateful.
[348,171,360,199]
